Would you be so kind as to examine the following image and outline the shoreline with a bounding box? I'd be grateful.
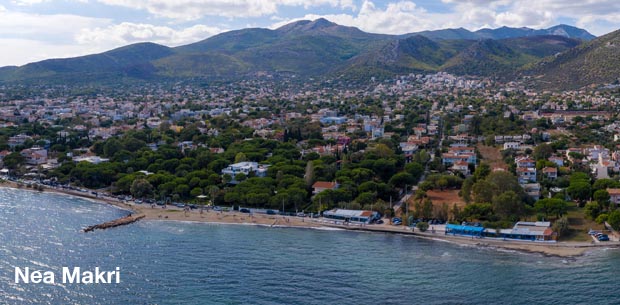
[1,182,618,257]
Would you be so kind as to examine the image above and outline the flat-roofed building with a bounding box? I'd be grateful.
[323,209,379,224]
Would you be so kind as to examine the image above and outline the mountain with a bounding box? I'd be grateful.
[410,24,595,41]
[0,42,175,82]
[341,35,580,79]
[0,19,595,85]
[526,29,620,89]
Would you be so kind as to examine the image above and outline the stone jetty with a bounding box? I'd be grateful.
[83,214,145,232]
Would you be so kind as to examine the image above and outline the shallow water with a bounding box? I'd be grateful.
[0,187,619,304]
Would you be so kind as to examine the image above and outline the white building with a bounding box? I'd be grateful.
[221,162,268,183]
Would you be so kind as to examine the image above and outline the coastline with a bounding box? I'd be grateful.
[1,181,618,257]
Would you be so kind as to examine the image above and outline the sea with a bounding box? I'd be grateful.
[0,187,619,305]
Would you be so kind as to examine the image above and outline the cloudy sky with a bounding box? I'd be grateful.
[2,0,620,67]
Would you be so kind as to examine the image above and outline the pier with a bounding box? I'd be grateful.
[83,214,145,232]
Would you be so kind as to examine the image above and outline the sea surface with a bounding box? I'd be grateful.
[0,187,619,305]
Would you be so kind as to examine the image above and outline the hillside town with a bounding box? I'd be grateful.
[2,72,620,243]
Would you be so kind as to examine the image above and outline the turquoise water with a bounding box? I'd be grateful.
[0,187,619,304]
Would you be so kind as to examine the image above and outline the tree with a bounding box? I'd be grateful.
[234,152,248,163]
[592,179,620,191]
[2,152,24,170]
[422,198,433,219]
[461,203,494,221]
[595,213,608,224]
[534,198,568,219]
[583,201,601,220]
[473,163,491,181]
[593,189,611,210]
[103,138,122,157]
[189,187,202,197]
[434,203,449,221]
[389,172,415,189]
[435,177,448,191]
[492,191,524,220]
[130,178,153,199]
[460,177,474,203]
[608,210,620,230]
[472,180,496,203]
[533,143,553,160]
[552,217,569,238]
[304,161,315,187]
[416,221,429,232]
[404,162,424,182]
[567,182,591,205]
[448,204,460,222]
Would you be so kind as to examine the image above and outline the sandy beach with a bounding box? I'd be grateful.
[3,181,618,258]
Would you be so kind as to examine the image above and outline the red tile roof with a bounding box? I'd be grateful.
[313,181,337,189]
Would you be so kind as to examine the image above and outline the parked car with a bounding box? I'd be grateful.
[375,219,384,225]
[266,210,277,215]
[296,212,306,217]
[239,208,251,213]
[597,234,610,241]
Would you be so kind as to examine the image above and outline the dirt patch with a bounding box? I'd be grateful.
[411,189,466,207]
[477,144,508,170]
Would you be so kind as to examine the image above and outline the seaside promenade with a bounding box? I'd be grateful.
[1,179,619,257]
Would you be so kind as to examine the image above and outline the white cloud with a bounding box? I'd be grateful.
[271,0,620,35]
[0,38,103,67]
[76,22,225,46]
[11,0,50,6]
[0,7,110,39]
[95,0,355,20]
[271,1,454,34]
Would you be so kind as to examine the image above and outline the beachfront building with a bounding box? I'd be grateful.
[445,224,485,237]
[323,209,379,224]
[221,162,268,184]
[496,221,555,241]
[446,222,555,241]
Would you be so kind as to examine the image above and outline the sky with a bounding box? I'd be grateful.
[1,0,620,67]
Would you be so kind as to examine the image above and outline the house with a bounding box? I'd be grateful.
[542,167,558,180]
[221,162,268,183]
[607,188,620,205]
[503,142,521,150]
[20,147,48,165]
[442,147,477,166]
[451,160,470,176]
[8,134,32,148]
[548,156,564,167]
[312,181,339,194]
[522,183,541,200]
[517,167,537,184]
[515,156,535,168]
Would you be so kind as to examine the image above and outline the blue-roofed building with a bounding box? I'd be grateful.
[445,224,485,237]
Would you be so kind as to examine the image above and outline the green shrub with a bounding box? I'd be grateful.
[416,221,429,232]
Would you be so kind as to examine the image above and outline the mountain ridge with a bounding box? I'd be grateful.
[0,19,603,89]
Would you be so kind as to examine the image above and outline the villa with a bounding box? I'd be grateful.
[221,162,269,183]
